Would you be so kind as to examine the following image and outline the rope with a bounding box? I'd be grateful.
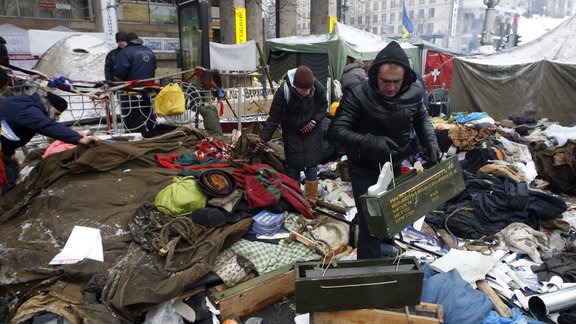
[129,204,214,273]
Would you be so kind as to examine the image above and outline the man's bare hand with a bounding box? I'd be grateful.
[78,136,99,146]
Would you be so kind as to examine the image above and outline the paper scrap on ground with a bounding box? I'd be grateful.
[430,249,497,286]
[50,226,103,265]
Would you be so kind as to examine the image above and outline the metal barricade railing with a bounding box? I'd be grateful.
[24,82,213,151]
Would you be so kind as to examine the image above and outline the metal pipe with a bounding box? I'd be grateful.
[528,285,576,318]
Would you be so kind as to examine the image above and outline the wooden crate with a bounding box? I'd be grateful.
[211,264,294,320]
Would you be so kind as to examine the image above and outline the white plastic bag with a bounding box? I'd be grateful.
[143,299,184,324]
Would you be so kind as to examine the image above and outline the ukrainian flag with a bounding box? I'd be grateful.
[402,1,414,42]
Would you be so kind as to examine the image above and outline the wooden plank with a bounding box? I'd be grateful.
[312,306,442,324]
[476,280,512,317]
[212,264,295,320]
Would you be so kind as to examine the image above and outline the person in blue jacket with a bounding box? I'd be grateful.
[113,32,158,137]
[0,91,99,194]
[104,32,129,82]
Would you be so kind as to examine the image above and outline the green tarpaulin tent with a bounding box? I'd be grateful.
[265,23,420,85]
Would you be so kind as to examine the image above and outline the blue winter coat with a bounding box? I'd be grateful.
[0,93,82,156]
[113,40,157,81]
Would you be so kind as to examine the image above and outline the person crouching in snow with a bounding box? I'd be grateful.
[252,65,328,207]
[0,91,99,194]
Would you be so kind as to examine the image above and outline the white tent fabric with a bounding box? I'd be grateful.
[451,14,576,125]
[209,40,257,71]
[459,14,576,65]
[33,34,113,82]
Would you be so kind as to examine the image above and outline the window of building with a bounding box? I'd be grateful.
[409,10,414,20]
[409,0,414,5]
[391,1,397,9]
[365,3,370,12]
[429,8,435,18]
[373,15,378,23]
[419,0,425,5]
[390,12,395,22]
[374,2,379,10]
[430,0,435,3]
[366,15,370,24]
[427,23,434,34]
[358,16,363,25]
[373,27,378,34]
[358,5,363,14]
[381,13,386,22]
[382,1,387,10]
[418,9,424,19]
[118,0,177,24]
[0,0,93,20]
[350,16,355,25]
[397,25,403,35]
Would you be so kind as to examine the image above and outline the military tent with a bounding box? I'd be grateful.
[451,14,576,125]
[265,22,420,86]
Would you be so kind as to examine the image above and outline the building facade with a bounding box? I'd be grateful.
[295,0,575,52]
[0,0,180,73]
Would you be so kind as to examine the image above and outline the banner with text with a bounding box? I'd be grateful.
[235,7,247,44]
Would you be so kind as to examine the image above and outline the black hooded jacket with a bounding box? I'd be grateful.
[0,36,9,66]
[328,41,438,172]
[260,73,327,169]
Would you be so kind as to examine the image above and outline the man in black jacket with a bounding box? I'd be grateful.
[329,41,440,259]
[104,32,128,82]
[340,57,366,91]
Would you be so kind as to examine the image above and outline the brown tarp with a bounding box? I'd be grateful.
[0,127,254,322]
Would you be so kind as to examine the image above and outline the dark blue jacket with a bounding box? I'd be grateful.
[0,93,82,156]
[113,39,157,81]
[104,47,122,81]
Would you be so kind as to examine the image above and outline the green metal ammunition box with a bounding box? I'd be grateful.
[360,155,465,238]
[295,257,423,314]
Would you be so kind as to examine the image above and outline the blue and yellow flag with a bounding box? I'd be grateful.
[402,1,414,42]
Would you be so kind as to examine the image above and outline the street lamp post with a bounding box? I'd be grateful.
[480,0,500,46]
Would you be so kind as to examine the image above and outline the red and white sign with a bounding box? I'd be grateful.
[39,2,56,9]
[38,2,71,9]
[424,51,454,91]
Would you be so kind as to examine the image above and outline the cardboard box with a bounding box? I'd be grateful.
[295,257,424,314]
[360,155,465,238]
